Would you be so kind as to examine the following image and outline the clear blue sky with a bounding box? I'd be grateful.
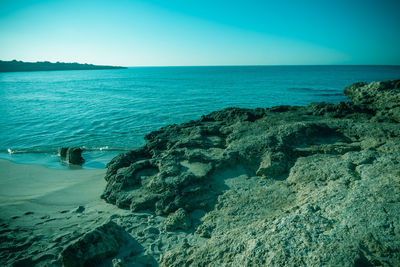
[0,0,399,66]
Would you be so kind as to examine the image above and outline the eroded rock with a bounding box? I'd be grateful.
[60,221,127,267]
[101,79,400,266]
[164,208,191,231]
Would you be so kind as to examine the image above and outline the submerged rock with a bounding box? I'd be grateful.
[101,79,400,266]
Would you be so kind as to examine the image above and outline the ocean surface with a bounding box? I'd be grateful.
[1,65,399,169]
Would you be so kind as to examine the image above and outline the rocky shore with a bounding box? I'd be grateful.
[1,79,400,266]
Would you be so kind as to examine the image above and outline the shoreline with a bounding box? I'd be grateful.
[0,159,107,218]
[0,149,127,170]
[1,79,400,266]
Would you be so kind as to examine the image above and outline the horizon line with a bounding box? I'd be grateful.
[2,60,400,68]
[126,64,400,67]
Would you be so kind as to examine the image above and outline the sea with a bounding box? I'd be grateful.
[1,65,399,169]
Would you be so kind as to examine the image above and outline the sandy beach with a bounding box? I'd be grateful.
[0,159,107,219]
[0,159,130,266]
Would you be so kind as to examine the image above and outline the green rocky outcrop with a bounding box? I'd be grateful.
[102,79,400,266]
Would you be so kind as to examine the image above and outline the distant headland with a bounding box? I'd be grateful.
[0,60,127,73]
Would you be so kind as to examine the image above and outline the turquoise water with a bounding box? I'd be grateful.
[1,65,399,169]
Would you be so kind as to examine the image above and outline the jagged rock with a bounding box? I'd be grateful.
[160,148,400,266]
[256,151,289,178]
[102,79,400,265]
[60,221,127,267]
[344,80,400,107]
[164,208,191,231]
[59,147,85,165]
[102,80,400,215]
[344,79,400,122]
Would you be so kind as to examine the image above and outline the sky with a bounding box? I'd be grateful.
[0,0,399,66]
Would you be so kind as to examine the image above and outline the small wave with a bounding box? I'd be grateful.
[81,146,132,152]
[288,87,315,92]
[7,148,55,154]
[6,146,133,154]
[288,87,341,93]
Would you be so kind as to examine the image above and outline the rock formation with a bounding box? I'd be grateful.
[59,147,85,165]
[101,79,400,266]
[60,221,128,267]
[164,208,191,231]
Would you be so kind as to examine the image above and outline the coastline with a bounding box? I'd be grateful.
[0,60,126,73]
[1,79,400,266]
[0,149,128,170]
